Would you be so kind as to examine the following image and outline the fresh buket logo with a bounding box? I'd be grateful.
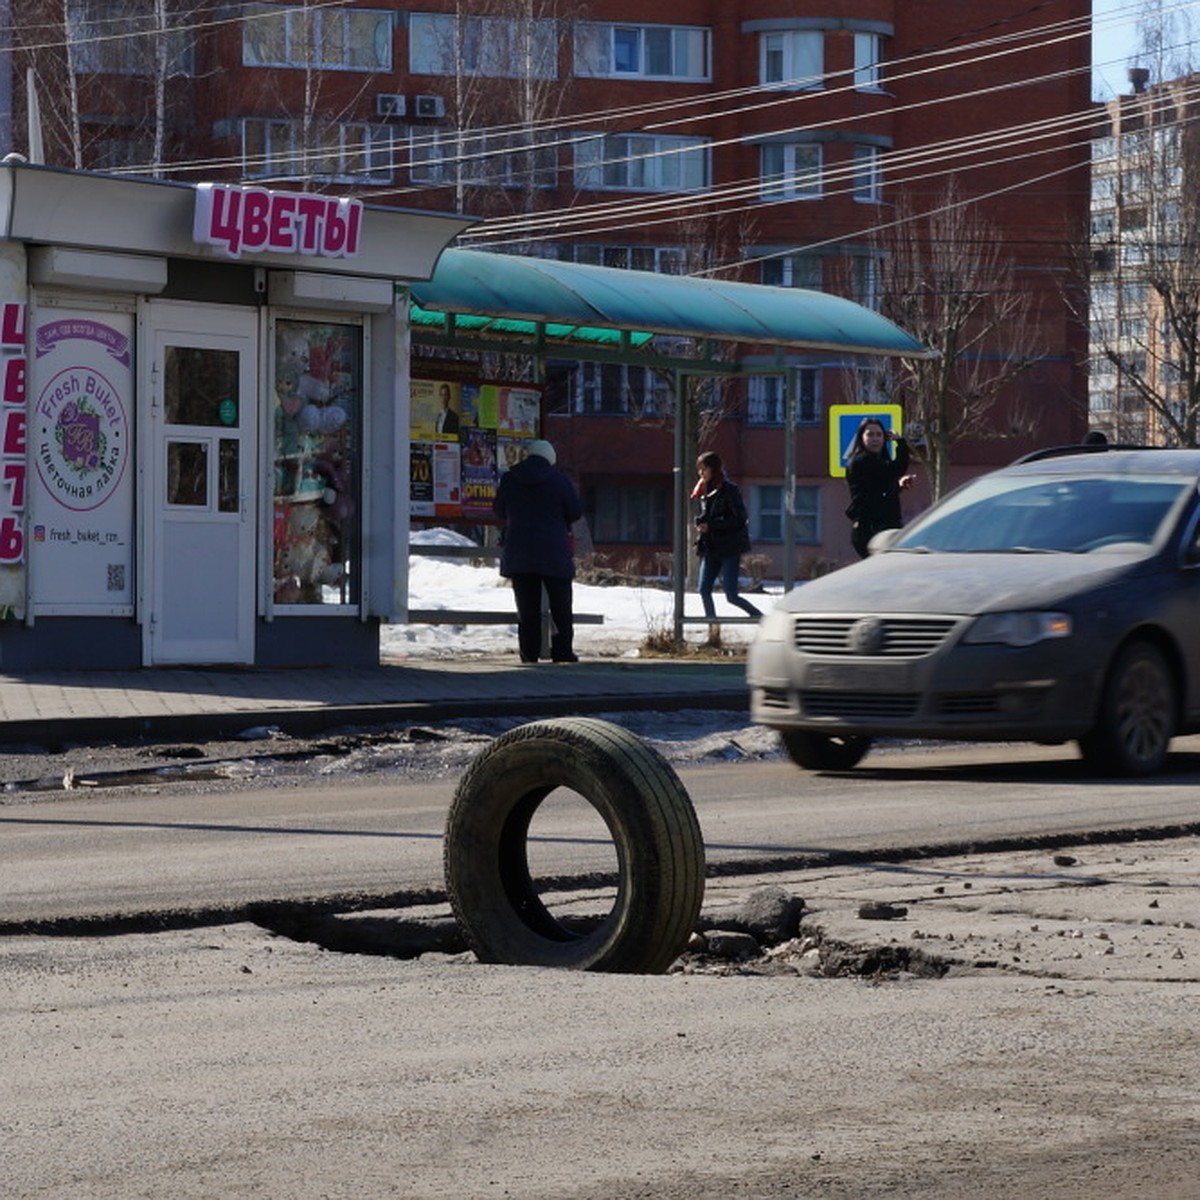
[35,366,128,511]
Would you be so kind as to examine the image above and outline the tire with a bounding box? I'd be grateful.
[1078,640,1176,776]
[443,718,705,974]
[780,730,872,771]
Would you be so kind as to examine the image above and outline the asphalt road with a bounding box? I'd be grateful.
[5,736,1200,927]
[6,736,1200,1199]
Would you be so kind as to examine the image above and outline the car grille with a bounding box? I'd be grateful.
[800,691,920,720]
[757,687,792,711]
[792,616,958,658]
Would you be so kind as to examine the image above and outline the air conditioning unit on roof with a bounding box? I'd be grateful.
[413,94,446,119]
[376,92,406,119]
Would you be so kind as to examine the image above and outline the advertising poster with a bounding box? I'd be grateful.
[461,427,498,518]
[497,434,529,474]
[496,386,540,434]
[411,378,463,440]
[29,309,135,614]
[410,442,435,516]
[432,441,461,513]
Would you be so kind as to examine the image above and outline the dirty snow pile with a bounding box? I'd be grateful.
[382,527,771,662]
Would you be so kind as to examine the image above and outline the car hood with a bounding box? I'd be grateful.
[781,550,1153,616]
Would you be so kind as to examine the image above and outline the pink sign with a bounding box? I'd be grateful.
[193,183,363,260]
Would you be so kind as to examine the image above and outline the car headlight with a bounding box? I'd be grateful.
[963,612,1073,647]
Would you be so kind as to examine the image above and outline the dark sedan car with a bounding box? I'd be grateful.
[748,447,1200,776]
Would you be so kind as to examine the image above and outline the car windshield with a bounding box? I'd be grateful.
[891,472,1193,554]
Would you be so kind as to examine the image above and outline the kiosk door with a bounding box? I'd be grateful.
[145,305,257,665]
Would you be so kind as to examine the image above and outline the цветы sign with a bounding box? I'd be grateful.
[193,184,363,260]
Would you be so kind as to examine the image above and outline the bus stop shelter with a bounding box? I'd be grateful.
[408,248,929,638]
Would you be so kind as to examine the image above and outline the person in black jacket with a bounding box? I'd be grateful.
[493,439,583,663]
[844,418,917,558]
[693,451,762,620]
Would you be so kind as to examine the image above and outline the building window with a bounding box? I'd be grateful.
[753,485,821,544]
[575,23,709,80]
[570,244,692,273]
[747,371,821,425]
[760,30,823,88]
[69,0,195,74]
[761,254,823,290]
[410,11,558,78]
[589,483,669,544]
[853,145,883,202]
[242,119,393,184]
[853,32,883,90]
[243,4,392,71]
[575,134,709,192]
[410,129,557,188]
[761,143,822,201]
[575,363,671,416]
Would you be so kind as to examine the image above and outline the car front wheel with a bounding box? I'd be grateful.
[780,730,872,771]
[1078,640,1176,776]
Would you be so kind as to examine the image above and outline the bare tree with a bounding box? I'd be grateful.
[14,0,200,175]
[870,183,1042,498]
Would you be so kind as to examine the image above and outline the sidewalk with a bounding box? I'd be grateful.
[0,655,748,745]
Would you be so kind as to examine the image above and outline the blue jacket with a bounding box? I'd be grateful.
[494,455,583,579]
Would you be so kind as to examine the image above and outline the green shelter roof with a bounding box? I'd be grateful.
[409,248,928,359]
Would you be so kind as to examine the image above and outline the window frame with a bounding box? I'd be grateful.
[409,129,558,188]
[753,484,821,545]
[574,22,710,81]
[853,32,884,91]
[409,10,559,78]
[243,3,393,71]
[760,142,823,201]
[760,29,823,89]
[242,118,394,184]
[746,370,821,426]
[575,133,710,193]
[853,144,883,202]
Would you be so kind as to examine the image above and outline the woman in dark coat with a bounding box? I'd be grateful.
[844,418,916,558]
[693,451,761,620]
[493,439,583,663]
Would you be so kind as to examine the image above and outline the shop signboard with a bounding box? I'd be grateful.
[0,300,25,617]
[29,309,134,613]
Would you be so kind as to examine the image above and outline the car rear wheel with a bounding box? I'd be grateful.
[780,730,872,771]
[1078,640,1176,776]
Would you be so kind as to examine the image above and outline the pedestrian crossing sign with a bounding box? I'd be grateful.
[828,404,904,478]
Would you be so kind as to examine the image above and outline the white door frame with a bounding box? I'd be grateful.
[138,301,258,665]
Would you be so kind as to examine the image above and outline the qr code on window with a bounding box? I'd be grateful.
[107,564,125,592]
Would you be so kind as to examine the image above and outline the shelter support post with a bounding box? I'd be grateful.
[672,369,687,644]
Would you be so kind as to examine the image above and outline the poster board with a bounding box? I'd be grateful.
[410,371,542,521]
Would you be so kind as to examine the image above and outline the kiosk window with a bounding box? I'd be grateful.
[272,319,362,607]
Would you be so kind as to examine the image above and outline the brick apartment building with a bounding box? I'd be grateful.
[7,0,1092,571]
[1090,66,1200,448]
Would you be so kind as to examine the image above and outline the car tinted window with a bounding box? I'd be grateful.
[893,474,1191,553]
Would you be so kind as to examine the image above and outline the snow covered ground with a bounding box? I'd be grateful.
[385,526,775,662]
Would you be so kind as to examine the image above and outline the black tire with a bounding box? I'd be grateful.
[1078,640,1176,776]
[780,729,872,771]
[443,717,705,974]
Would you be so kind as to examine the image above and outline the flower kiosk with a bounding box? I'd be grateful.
[0,163,472,668]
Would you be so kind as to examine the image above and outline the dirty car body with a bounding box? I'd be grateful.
[748,448,1200,775]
